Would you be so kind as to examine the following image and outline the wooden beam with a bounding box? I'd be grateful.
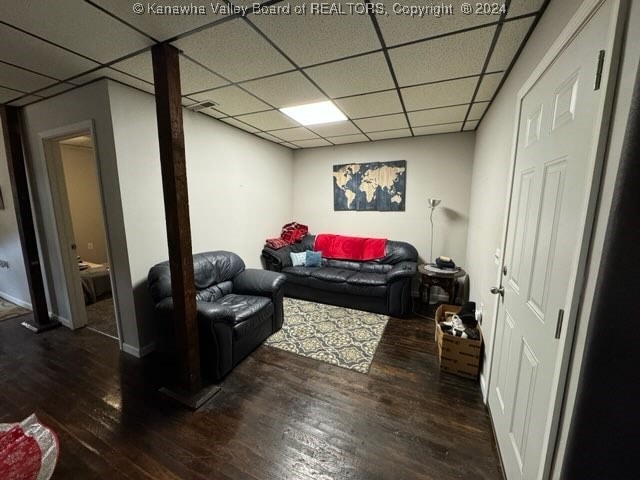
[0,105,60,333]
[151,43,217,407]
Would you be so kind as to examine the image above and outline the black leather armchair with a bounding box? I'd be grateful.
[148,251,286,381]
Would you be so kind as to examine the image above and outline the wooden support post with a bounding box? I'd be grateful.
[151,43,219,409]
[0,105,60,333]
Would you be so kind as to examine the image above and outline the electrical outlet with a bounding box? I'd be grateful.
[88,242,94,250]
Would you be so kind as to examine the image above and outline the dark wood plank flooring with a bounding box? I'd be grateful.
[0,307,503,480]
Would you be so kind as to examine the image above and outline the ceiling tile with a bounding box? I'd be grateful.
[464,120,480,131]
[110,52,153,82]
[0,63,57,93]
[304,53,395,98]
[507,0,546,18]
[368,129,412,140]
[0,24,99,80]
[242,72,326,108]
[268,127,319,142]
[255,132,285,143]
[389,26,495,86]
[220,118,260,133]
[377,1,498,47]
[468,102,489,119]
[308,122,360,137]
[249,0,380,66]
[1,0,152,63]
[235,110,300,130]
[191,86,270,116]
[401,77,477,111]
[91,0,225,41]
[180,56,229,95]
[7,95,43,107]
[327,134,370,145]
[487,18,535,71]
[476,72,504,101]
[174,19,294,82]
[408,105,468,127]
[354,114,408,132]
[72,68,155,94]
[335,91,402,119]
[0,86,26,103]
[413,123,463,136]
[199,108,227,119]
[35,83,76,97]
[292,138,332,148]
[281,142,300,149]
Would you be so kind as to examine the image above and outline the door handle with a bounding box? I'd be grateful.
[490,286,504,298]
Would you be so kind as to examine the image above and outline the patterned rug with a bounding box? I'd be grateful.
[0,298,30,322]
[265,298,389,373]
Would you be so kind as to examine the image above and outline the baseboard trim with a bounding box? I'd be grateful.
[51,313,73,329]
[0,292,32,310]
[0,292,75,328]
[122,341,157,358]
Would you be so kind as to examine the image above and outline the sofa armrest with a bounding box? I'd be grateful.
[385,261,417,281]
[261,247,292,271]
[233,269,286,297]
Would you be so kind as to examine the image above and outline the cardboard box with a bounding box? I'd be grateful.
[434,304,483,380]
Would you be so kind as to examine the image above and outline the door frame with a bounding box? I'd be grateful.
[485,0,628,477]
[38,120,123,346]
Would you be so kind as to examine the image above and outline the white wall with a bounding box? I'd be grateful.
[21,80,138,351]
[0,123,31,308]
[107,81,294,350]
[291,133,475,266]
[60,144,109,264]
[463,0,640,476]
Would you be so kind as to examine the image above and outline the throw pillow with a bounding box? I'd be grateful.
[290,251,307,266]
[305,250,322,267]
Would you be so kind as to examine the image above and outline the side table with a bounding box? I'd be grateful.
[418,264,466,305]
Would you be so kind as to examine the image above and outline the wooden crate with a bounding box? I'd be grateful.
[434,304,482,380]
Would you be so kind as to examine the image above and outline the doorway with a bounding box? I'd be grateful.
[57,135,118,339]
[487,0,625,478]
[41,126,121,341]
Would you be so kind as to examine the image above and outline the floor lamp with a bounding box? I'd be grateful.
[428,198,441,264]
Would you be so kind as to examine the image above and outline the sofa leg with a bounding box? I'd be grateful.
[159,384,222,411]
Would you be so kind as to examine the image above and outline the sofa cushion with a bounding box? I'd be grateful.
[305,250,322,267]
[323,259,362,271]
[290,251,307,266]
[214,294,272,324]
[282,266,320,277]
[310,267,356,283]
[346,272,387,286]
[195,280,233,302]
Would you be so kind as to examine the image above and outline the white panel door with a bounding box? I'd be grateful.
[488,2,616,478]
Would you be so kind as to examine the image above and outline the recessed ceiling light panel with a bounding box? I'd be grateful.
[280,100,347,126]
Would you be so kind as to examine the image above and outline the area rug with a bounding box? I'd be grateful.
[265,298,389,373]
[0,299,30,322]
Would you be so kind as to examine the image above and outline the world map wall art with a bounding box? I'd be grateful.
[333,160,407,211]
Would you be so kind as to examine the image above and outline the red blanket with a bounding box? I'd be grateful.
[314,234,387,261]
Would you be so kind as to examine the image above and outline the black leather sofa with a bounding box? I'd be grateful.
[261,235,418,316]
[148,251,286,381]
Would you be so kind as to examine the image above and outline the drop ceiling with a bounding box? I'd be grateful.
[0,0,548,149]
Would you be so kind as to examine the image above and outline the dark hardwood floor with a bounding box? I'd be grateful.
[0,306,503,480]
